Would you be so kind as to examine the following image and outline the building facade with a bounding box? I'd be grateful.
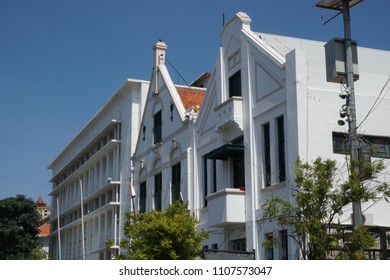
[49,12,390,260]
[48,79,148,259]
[193,12,390,259]
[130,41,206,218]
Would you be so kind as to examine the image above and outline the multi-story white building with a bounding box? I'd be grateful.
[49,11,390,260]
[48,79,149,259]
[131,41,206,215]
[192,12,390,259]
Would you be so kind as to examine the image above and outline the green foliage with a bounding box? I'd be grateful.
[30,246,49,260]
[115,201,208,260]
[345,159,390,203]
[262,232,278,250]
[105,238,115,249]
[262,157,390,260]
[0,195,42,260]
[336,226,375,260]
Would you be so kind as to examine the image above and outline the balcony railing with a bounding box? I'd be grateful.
[214,97,243,133]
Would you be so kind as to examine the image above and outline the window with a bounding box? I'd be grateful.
[154,110,162,144]
[280,230,288,260]
[229,238,246,252]
[139,181,146,213]
[154,173,162,211]
[203,158,208,207]
[277,116,286,182]
[212,159,217,193]
[333,132,349,154]
[204,137,244,191]
[264,233,274,260]
[203,158,217,207]
[333,132,390,159]
[233,153,245,188]
[263,123,271,187]
[229,70,241,98]
[171,163,181,202]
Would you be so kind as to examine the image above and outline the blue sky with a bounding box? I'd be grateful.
[0,0,389,204]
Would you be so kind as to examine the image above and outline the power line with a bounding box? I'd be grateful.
[165,56,190,86]
[357,74,390,129]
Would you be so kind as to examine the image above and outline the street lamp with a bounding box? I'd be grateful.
[315,0,364,227]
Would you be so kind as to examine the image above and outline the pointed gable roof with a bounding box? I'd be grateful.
[175,85,206,112]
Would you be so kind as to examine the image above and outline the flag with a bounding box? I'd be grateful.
[179,192,184,203]
[130,179,136,198]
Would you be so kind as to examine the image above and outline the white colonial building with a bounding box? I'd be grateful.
[48,11,390,260]
[130,41,206,215]
[48,79,149,259]
[192,12,390,259]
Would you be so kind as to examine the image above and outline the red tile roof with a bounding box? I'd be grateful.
[38,223,50,236]
[176,86,206,112]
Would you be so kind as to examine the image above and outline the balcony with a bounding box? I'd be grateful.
[206,188,245,227]
[214,97,243,136]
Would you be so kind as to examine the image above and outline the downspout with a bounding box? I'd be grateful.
[191,117,198,219]
[187,146,192,209]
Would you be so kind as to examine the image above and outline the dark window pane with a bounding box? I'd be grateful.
[172,163,181,201]
[154,173,162,211]
[140,181,146,213]
[277,116,286,182]
[229,70,241,98]
[154,110,162,144]
[263,123,271,187]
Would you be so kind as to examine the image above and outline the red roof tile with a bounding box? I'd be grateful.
[176,86,205,112]
[38,223,50,236]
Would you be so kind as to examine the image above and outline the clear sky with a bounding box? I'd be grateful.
[0,0,389,204]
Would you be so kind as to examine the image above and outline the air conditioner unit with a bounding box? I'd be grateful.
[324,37,359,84]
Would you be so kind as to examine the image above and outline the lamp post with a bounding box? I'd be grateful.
[315,0,364,226]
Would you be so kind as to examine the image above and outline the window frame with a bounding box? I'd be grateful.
[263,122,271,187]
[154,173,162,211]
[228,70,242,98]
[279,230,288,260]
[171,162,181,202]
[139,181,147,213]
[153,110,162,144]
[277,115,286,183]
[333,132,390,159]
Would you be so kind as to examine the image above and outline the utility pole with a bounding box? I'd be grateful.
[342,0,363,227]
[315,0,364,226]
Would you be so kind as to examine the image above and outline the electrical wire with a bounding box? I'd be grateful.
[357,75,390,129]
[165,56,190,86]
[372,75,390,112]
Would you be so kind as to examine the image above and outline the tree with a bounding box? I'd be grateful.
[111,201,208,260]
[0,194,42,260]
[262,157,389,260]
